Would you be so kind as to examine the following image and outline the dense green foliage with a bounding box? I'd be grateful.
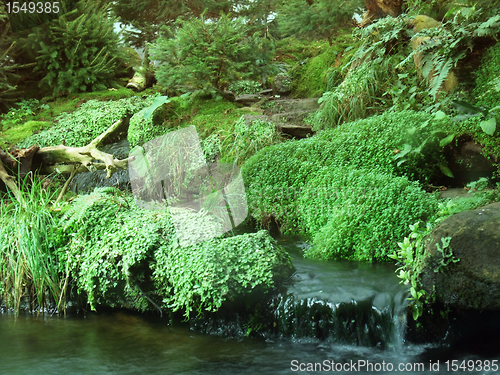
[150,12,272,93]
[301,167,437,261]
[18,96,155,148]
[316,10,500,129]
[13,0,127,96]
[0,174,62,313]
[242,111,448,261]
[473,42,500,109]
[127,94,192,148]
[56,188,291,316]
[221,117,280,165]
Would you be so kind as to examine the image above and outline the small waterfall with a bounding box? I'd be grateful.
[190,238,410,348]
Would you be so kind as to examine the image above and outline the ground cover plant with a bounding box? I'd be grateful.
[241,110,452,261]
[0,173,62,313]
[17,95,157,148]
[55,187,292,317]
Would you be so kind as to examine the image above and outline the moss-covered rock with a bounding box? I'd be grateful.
[290,45,342,98]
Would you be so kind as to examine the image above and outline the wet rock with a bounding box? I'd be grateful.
[419,202,500,310]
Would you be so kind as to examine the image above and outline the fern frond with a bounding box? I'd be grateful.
[428,56,453,100]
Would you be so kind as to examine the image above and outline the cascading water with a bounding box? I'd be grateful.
[190,236,410,350]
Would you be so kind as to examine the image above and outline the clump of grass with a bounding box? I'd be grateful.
[0,173,63,314]
[221,117,281,165]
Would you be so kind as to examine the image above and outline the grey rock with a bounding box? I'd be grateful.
[420,202,500,310]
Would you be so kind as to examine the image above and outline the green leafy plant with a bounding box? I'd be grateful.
[316,60,383,127]
[301,167,438,261]
[451,100,499,136]
[0,99,41,127]
[228,80,263,95]
[394,110,455,178]
[222,117,281,165]
[389,222,432,320]
[57,188,292,316]
[398,8,500,100]
[473,41,500,109]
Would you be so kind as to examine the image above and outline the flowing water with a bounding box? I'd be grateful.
[2,236,499,374]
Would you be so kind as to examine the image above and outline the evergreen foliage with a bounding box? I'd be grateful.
[0,3,20,112]
[112,0,234,48]
[15,0,128,96]
[276,0,363,45]
[150,12,272,93]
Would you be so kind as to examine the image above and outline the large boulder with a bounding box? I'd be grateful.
[419,202,500,310]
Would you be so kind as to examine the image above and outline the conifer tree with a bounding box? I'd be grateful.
[276,0,364,45]
[13,0,127,96]
[150,12,269,94]
[0,3,19,112]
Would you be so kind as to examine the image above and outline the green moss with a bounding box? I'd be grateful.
[291,45,343,98]
[275,38,330,64]
[1,121,52,146]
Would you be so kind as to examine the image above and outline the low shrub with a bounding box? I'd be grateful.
[222,117,281,165]
[18,95,155,148]
[300,167,438,261]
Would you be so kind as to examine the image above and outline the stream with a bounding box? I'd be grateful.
[1,235,499,374]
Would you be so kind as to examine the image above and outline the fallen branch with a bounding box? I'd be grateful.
[0,117,132,199]
[36,118,131,178]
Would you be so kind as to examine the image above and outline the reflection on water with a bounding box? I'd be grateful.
[1,236,499,374]
[0,311,426,375]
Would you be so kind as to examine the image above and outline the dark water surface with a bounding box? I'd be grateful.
[1,237,499,374]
